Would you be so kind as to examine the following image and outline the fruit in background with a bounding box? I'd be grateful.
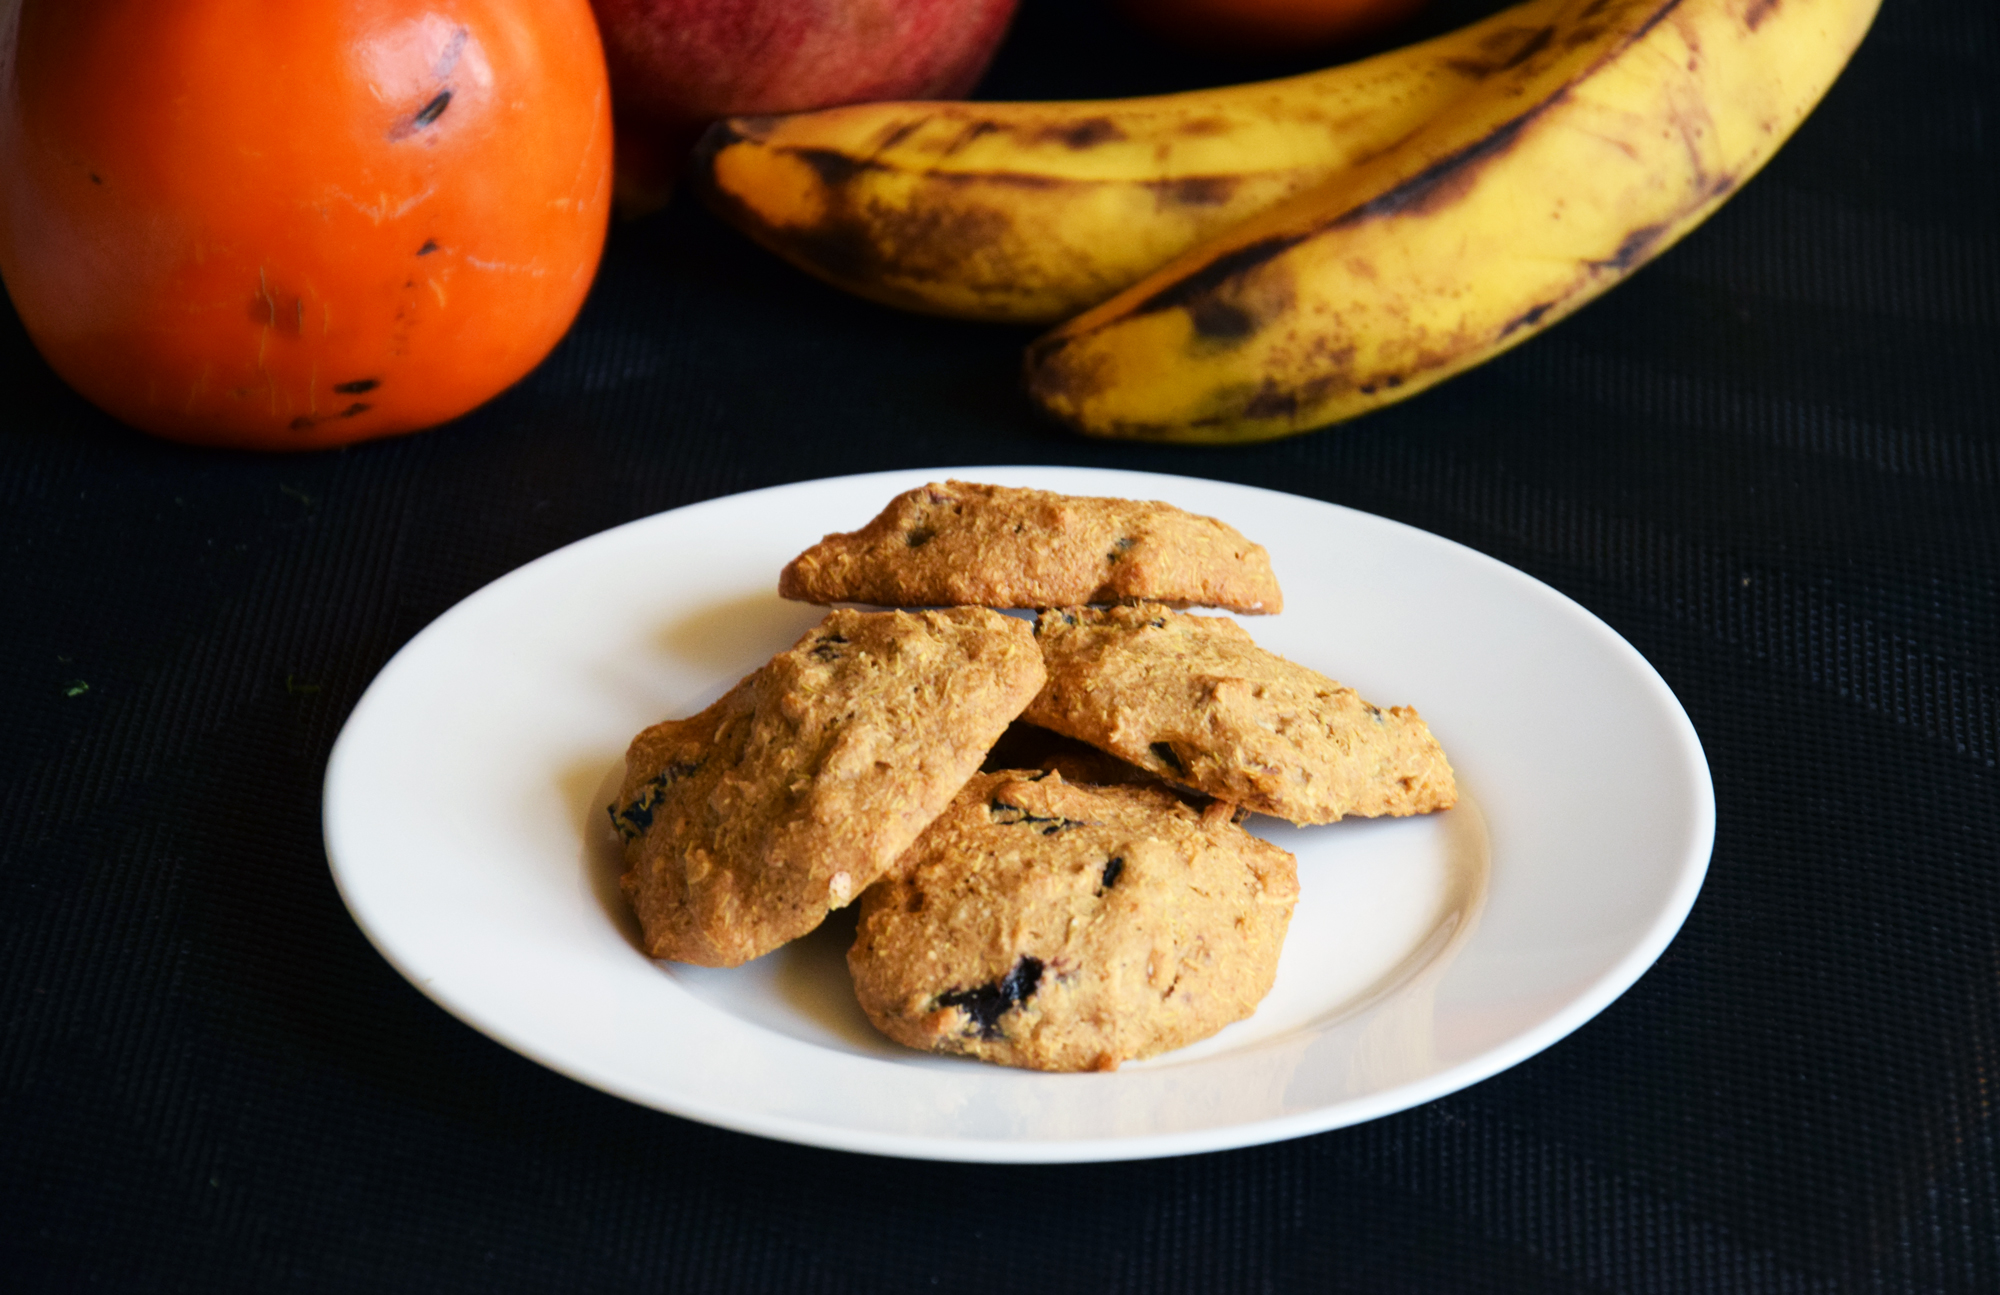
[696,0,1566,324]
[1026,0,1881,443]
[588,0,1020,212]
[1115,0,1432,55]
[0,0,613,451]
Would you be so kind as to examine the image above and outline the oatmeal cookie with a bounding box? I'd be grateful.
[778,480,1282,613]
[613,607,1045,967]
[849,770,1298,1072]
[1024,604,1456,825]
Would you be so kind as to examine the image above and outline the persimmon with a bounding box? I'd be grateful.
[0,0,612,450]
[1116,0,1433,54]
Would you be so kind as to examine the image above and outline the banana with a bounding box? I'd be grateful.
[693,0,1572,324]
[1025,0,1881,442]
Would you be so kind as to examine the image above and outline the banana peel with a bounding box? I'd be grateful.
[1025,0,1882,441]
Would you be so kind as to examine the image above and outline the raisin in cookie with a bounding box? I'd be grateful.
[778,480,1281,613]
[849,770,1298,1071]
[1024,604,1456,825]
[612,607,1045,967]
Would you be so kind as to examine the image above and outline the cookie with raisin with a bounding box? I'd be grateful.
[612,607,1045,967]
[849,770,1298,1072]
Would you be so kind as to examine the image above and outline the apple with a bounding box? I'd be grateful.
[589,0,1020,211]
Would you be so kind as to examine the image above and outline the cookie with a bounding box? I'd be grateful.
[612,607,1045,967]
[1023,604,1456,825]
[849,770,1299,1072]
[980,720,1161,789]
[778,480,1282,613]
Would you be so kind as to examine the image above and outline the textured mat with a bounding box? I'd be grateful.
[2,0,1995,1289]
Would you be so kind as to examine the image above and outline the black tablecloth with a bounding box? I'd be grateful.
[6,0,1996,1289]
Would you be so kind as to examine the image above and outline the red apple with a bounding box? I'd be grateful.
[590,0,1020,211]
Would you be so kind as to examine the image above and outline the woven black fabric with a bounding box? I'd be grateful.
[3,0,1995,1289]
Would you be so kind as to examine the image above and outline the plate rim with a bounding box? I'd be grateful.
[323,465,1716,1163]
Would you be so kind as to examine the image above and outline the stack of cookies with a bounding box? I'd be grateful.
[612,481,1456,1072]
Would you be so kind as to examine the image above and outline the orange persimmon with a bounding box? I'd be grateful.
[0,0,612,449]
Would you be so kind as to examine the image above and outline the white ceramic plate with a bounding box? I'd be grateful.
[323,467,1712,1163]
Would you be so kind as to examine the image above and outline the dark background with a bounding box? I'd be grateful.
[5,0,1996,1289]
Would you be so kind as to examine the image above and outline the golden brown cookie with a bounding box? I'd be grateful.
[778,480,1282,613]
[612,607,1045,967]
[1024,604,1456,825]
[849,770,1299,1072]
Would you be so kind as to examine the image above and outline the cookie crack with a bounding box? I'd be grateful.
[988,798,1095,834]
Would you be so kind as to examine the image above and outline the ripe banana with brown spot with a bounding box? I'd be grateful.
[1025,0,1881,442]
[693,0,1572,324]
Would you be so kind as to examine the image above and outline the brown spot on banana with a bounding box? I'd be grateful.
[1586,222,1668,272]
[1347,126,1429,171]
[1189,300,1258,341]
[1501,301,1560,337]
[1629,0,1693,42]
[794,147,865,188]
[1242,384,1298,420]
[1146,175,1241,207]
[869,118,929,153]
[1498,24,1558,69]
[784,198,1017,294]
[930,169,1067,192]
[1242,377,1344,420]
[1023,334,1115,413]
[695,126,1027,316]
[1040,117,1127,149]
[762,140,1076,195]
[1127,234,1310,320]
[942,120,1004,155]
[1334,111,1540,225]
[1444,22,1559,78]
